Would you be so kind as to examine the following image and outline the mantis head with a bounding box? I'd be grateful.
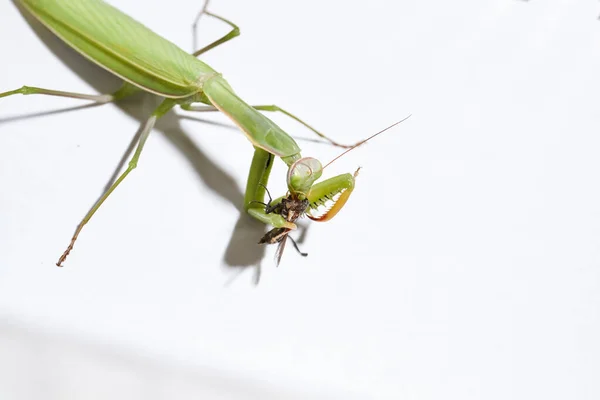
[284,156,358,223]
[286,157,323,199]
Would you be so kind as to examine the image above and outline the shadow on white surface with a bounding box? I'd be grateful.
[0,315,357,400]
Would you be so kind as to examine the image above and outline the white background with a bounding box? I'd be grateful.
[1,0,599,399]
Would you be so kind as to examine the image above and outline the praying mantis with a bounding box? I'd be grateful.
[1,0,407,266]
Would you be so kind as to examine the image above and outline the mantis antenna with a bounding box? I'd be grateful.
[322,114,412,170]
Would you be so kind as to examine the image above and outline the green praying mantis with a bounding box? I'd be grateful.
[2,0,408,266]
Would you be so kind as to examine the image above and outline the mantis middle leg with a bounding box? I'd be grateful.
[180,103,356,148]
[191,0,240,57]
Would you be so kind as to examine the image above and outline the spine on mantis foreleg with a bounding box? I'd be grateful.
[306,169,359,222]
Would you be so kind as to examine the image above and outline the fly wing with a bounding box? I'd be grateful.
[20,0,216,97]
[274,234,288,267]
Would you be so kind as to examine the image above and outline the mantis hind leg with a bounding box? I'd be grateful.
[56,99,177,267]
[180,103,358,148]
[0,82,139,103]
[192,0,240,57]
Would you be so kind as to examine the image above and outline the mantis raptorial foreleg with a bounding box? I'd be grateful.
[305,171,358,222]
[56,98,177,266]
[192,0,240,57]
[244,148,296,230]
[180,104,354,148]
[0,82,140,103]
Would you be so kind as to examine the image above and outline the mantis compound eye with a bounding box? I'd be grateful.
[287,157,323,198]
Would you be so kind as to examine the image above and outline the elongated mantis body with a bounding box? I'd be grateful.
[2,0,388,266]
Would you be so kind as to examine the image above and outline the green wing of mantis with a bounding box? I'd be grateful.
[20,0,302,158]
[20,0,216,97]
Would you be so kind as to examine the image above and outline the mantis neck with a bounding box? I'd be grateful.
[202,76,302,162]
